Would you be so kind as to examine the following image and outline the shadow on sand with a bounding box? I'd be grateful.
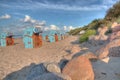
[3,59,69,80]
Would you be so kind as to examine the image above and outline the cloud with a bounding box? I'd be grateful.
[68,26,75,30]
[63,26,67,30]
[102,0,118,5]
[22,15,46,29]
[44,27,50,31]
[50,25,60,30]
[63,25,76,31]
[43,25,60,31]
[0,14,11,19]
[23,15,36,23]
[0,0,119,11]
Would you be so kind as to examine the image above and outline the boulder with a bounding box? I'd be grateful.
[63,45,81,60]
[109,31,120,41]
[62,56,94,80]
[111,22,118,29]
[111,22,120,32]
[97,27,108,41]
[92,57,120,80]
[81,52,98,60]
[46,63,61,73]
[59,59,69,70]
[32,73,71,80]
[96,38,120,59]
[26,63,47,80]
[71,45,81,55]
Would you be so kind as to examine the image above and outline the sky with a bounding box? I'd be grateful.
[0,0,119,34]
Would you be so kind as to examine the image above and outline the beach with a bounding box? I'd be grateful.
[0,36,78,80]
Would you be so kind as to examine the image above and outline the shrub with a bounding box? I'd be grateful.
[79,29,96,43]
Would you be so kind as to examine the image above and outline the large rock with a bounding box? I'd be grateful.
[63,45,81,60]
[96,27,108,41]
[62,56,94,80]
[92,57,120,80]
[32,73,71,80]
[96,38,120,59]
[111,22,120,32]
[71,45,81,54]
[109,31,120,41]
[26,63,47,80]
[46,63,61,73]
[59,59,69,70]
[111,22,118,29]
[89,27,108,41]
[81,52,98,60]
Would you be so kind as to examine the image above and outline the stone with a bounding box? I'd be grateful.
[70,45,81,55]
[62,56,94,80]
[63,45,81,60]
[92,57,120,80]
[109,31,120,41]
[26,63,47,80]
[111,22,118,29]
[101,57,110,63]
[59,59,69,70]
[46,63,61,73]
[81,52,98,60]
[96,38,120,59]
[91,27,108,41]
[32,73,71,80]
[111,22,120,32]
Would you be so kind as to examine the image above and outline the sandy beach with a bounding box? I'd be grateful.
[0,36,78,80]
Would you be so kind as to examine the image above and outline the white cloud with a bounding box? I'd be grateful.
[63,25,76,31]
[68,26,75,30]
[63,26,67,31]
[23,15,36,23]
[50,25,60,30]
[102,0,118,5]
[44,27,50,31]
[22,15,46,30]
[0,0,119,11]
[0,14,11,19]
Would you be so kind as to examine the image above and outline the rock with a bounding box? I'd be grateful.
[111,22,118,29]
[63,45,81,60]
[89,35,95,40]
[62,56,94,80]
[79,30,85,35]
[92,57,120,80]
[111,22,120,32]
[91,27,108,41]
[71,45,81,55]
[46,63,61,73]
[32,73,71,80]
[96,38,120,59]
[56,73,72,80]
[59,59,69,70]
[109,46,120,57]
[81,52,98,60]
[26,63,47,80]
[101,57,110,63]
[109,31,120,41]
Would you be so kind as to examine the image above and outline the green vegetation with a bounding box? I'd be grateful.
[69,1,120,36]
[79,29,96,43]
[69,1,120,43]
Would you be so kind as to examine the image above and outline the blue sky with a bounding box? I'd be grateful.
[0,0,119,34]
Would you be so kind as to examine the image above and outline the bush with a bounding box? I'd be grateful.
[79,29,96,43]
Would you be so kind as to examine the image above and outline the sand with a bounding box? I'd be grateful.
[0,36,78,80]
[1,36,120,80]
